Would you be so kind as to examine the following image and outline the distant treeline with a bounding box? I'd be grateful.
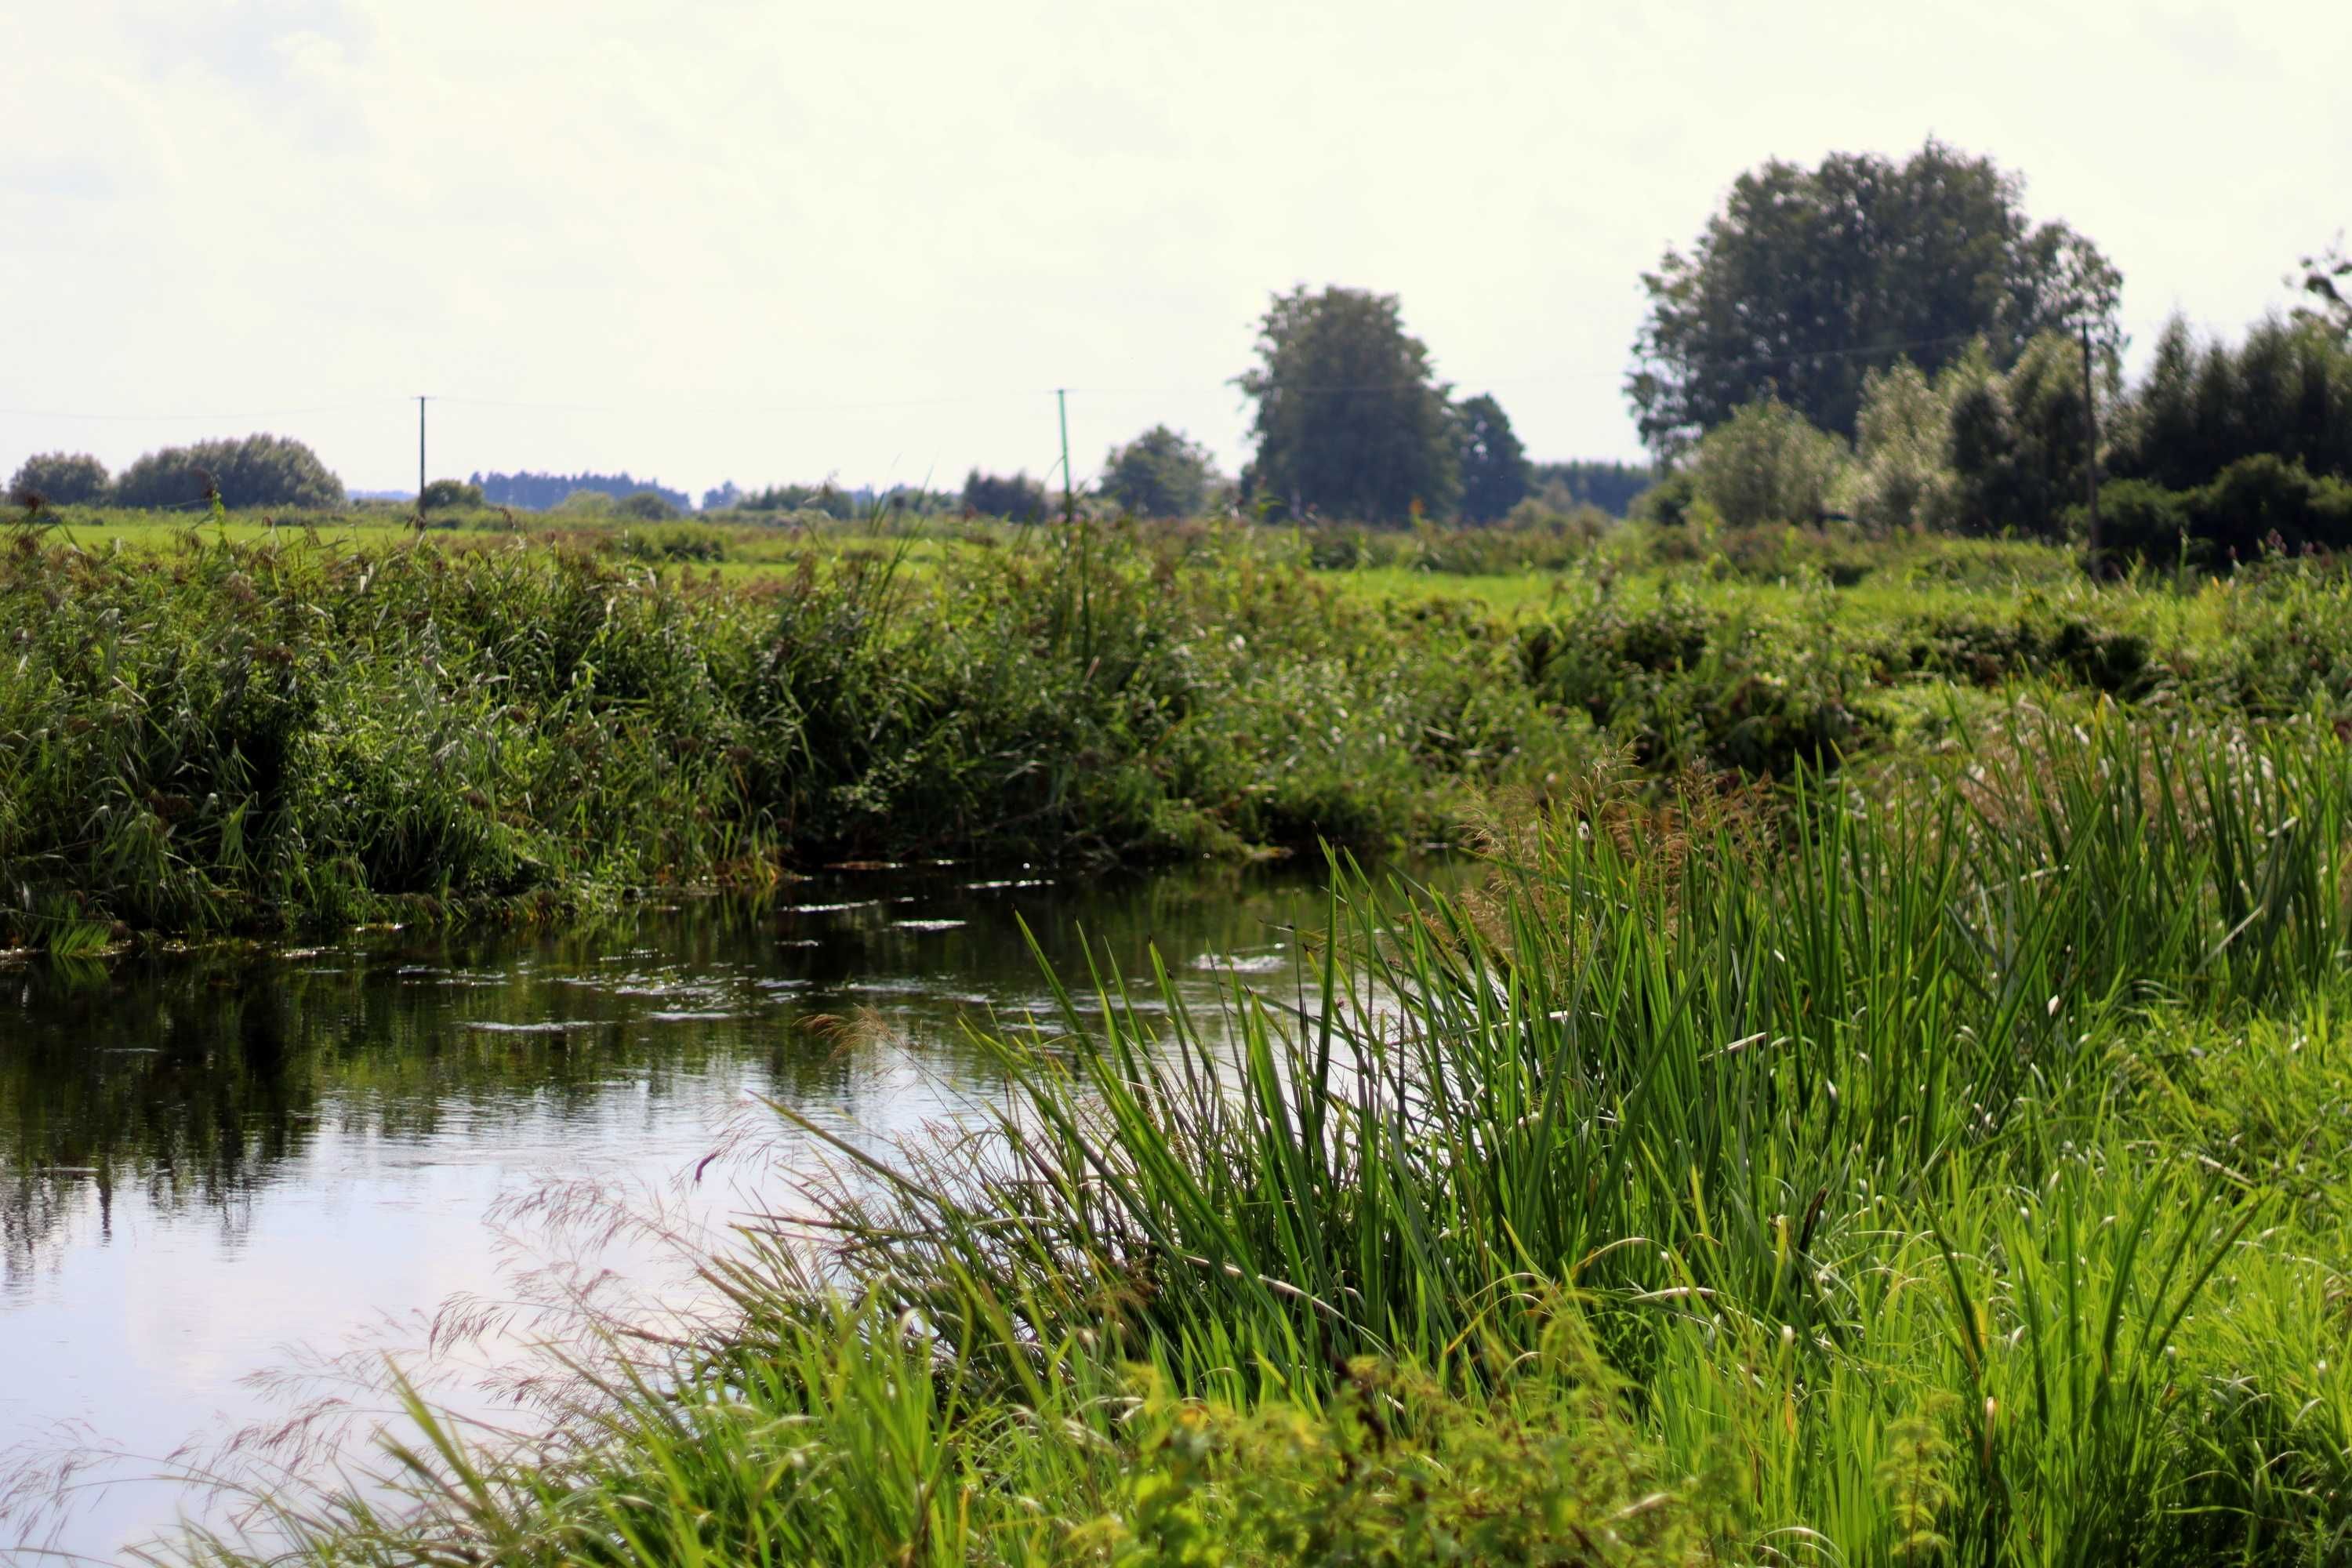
[9,435,346,512]
[1530,460,1653,517]
[473,470,691,511]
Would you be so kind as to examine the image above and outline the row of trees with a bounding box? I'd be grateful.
[1649,307,2352,564]
[474,470,690,512]
[9,436,347,511]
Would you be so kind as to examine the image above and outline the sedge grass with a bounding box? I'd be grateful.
[144,710,2352,1566]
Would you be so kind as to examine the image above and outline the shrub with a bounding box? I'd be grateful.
[7,451,110,507]
[1691,398,1849,528]
[962,469,1050,522]
[419,477,484,512]
[1849,360,1957,528]
[111,434,345,510]
[615,489,681,521]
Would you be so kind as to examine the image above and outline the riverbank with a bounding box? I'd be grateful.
[16,510,2352,952]
[150,712,2352,1565]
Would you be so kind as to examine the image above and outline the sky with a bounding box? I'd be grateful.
[4,0,2346,502]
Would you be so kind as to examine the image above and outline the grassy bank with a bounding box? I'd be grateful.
[16,507,2352,948]
[165,713,2352,1565]
[0,514,1583,946]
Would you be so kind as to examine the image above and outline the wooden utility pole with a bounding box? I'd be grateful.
[416,395,430,510]
[2079,325,2101,578]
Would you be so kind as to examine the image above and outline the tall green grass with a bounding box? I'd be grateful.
[168,713,2352,1566]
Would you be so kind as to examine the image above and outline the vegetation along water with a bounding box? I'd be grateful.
[6,136,2352,1567]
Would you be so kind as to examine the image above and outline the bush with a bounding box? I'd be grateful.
[615,489,681,521]
[1691,398,1849,528]
[1631,469,1700,527]
[111,434,345,510]
[962,469,1050,522]
[419,477,484,512]
[2089,455,2352,568]
[8,451,110,507]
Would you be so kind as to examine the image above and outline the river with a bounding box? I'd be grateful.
[0,856,1422,1563]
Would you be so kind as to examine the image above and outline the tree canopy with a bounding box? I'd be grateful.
[113,434,345,510]
[474,471,690,512]
[7,452,109,507]
[963,470,1048,522]
[1238,285,1458,523]
[1454,394,1530,523]
[1627,140,2120,454]
[1099,425,1218,518]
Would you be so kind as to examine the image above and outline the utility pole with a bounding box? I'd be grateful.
[2078,325,2100,579]
[416,395,430,510]
[1055,388,1074,525]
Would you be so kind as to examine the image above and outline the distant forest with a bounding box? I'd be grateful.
[472,470,691,511]
[1530,460,1653,517]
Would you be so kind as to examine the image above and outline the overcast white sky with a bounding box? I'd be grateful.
[4,1,2345,500]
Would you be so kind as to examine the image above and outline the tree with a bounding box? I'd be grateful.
[1627,140,2120,453]
[7,452,109,507]
[1454,394,1530,523]
[2107,316,2352,491]
[1237,285,1458,523]
[1099,426,1218,518]
[1849,361,1958,529]
[2296,235,2351,339]
[962,470,1048,522]
[1528,459,1652,517]
[113,434,345,510]
[420,477,484,511]
[702,481,743,512]
[1691,398,1850,528]
[1944,334,2090,537]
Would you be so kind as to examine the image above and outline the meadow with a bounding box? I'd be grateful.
[13,505,2352,1563]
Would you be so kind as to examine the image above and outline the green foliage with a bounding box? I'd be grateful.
[2109,315,2352,491]
[1530,459,1654,517]
[964,469,1051,522]
[1849,360,1958,528]
[2091,456,2352,568]
[417,477,483,512]
[7,451,110,507]
[1100,426,1219,519]
[615,488,681,521]
[1944,334,2093,536]
[0,524,1596,938]
[1454,392,1531,523]
[1628,138,2119,452]
[1237,285,1459,523]
[111,434,346,510]
[2294,234,2350,339]
[1691,397,1850,528]
[1630,469,1699,527]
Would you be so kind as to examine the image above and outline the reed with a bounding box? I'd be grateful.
[162,712,2352,1565]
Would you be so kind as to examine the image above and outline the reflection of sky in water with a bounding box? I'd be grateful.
[0,859,1433,1561]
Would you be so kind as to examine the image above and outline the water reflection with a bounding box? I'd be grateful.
[0,858,1437,1559]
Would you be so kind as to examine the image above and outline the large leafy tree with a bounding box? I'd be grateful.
[1238,285,1458,523]
[1627,140,2120,454]
[1454,394,1530,522]
[7,452,110,506]
[1099,425,1218,518]
[113,434,345,510]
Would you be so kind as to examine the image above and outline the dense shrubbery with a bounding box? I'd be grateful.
[7,452,110,506]
[111,434,346,510]
[963,468,1050,521]
[0,518,1588,941]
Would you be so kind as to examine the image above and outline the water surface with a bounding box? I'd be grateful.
[0,858,1403,1561]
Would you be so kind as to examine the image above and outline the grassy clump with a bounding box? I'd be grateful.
[170,712,2352,1566]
